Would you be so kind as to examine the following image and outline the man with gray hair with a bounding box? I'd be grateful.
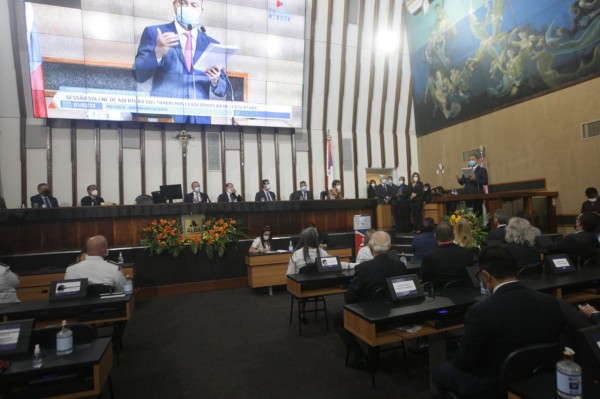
[487,208,509,242]
[376,175,390,205]
[334,231,407,368]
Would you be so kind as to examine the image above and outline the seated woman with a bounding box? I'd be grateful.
[248,225,273,254]
[328,179,344,200]
[454,218,476,248]
[367,180,377,199]
[423,183,432,203]
[356,229,377,263]
[286,227,330,275]
[502,217,542,265]
[0,263,20,304]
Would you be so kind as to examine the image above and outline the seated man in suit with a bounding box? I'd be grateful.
[333,231,407,368]
[81,184,105,206]
[217,182,242,203]
[411,217,438,261]
[184,181,211,203]
[30,183,59,208]
[306,223,336,248]
[487,209,508,242]
[290,181,314,201]
[255,179,276,202]
[65,235,125,292]
[548,212,600,266]
[421,221,474,289]
[433,246,563,397]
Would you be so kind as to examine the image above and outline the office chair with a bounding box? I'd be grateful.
[320,191,328,200]
[497,343,561,394]
[289,193,294,200]
[289,264,329,336]
[442,279,464,291]
[36,323,97,348]
[517,263,543,276]
[134,195,154,205]
[87,284,113,296]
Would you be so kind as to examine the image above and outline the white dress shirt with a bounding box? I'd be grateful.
[0,265,20,304]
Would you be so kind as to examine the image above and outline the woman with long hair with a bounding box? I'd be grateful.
[248,225,273,253]
[454,218,475,248]
[407,172,424,233]
[367,180,377,199]
[286,227,330,275]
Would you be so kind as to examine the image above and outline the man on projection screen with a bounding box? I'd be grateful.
[133,0,229,124]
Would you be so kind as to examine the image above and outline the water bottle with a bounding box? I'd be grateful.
[557,347,582,399]
[32,344,42,368]
[480,280,486,294]
[288,240,293,252]
[118,252,124,265]
[124,275,133,293]
[56,320,73,356]
[261,197,265,202]
[400,253,407,264]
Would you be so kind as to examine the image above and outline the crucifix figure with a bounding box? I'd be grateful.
[174,129,194,158]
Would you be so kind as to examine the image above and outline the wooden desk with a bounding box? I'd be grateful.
[376,205,393,230]
[433,191,558,232]
[15,264,135,302]
[286,269,355,298]
[245,247,353,293]
[1,338,113,398]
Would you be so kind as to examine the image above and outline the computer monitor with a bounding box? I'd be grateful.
[160,184,183,203]
[545,254,576,274]
[385,274,426,303]
[49,278,88,301]
[464,265,480,288]
[576,325,600,381]
[151,191,164,204]
[316,256,342,273]
[0,319,35,359]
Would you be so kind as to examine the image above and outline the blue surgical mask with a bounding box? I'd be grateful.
[266,184,271,190]
[176,5,202,28]
[468,160,476,167]
[194,187,201,193]
[301,186,307,191]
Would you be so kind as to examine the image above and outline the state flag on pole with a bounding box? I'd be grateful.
[480,153,489,225]
[25,3,48,118]
[327,135,333,191]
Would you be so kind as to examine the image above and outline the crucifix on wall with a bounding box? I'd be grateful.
[174,129,194,158]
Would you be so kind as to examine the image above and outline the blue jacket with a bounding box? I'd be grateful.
[30,194,59,208]
[132,22,229,124]
[411,232,438,261]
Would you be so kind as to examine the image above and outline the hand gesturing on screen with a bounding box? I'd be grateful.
[204,66,221,85]
[155,28,179,59]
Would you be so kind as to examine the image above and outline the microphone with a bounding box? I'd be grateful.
[416,281,435,300]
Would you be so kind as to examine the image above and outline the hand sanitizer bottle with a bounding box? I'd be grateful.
[557,347,582,399]
[289,241,293,252]
[56,320,73,356]
[124,275,133,293]
[32,344,43,368]
[118,252,124,265]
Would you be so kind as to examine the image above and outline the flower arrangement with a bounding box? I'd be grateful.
[440,204,490,247]
[202,217,249,260]
[140,216,248,259]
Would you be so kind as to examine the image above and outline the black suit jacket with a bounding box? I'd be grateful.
[290,190,314,200]
[421,243,474,288]
[376,184,388,205]
[81,196,105,206]
[548,231,600,265]
[387,184,398,198]
[0,197,6,210]
[255,190,276,202]
[30,194,59,208]
[345,254,407,304]
[452,282,562,384]
[184,192,211,203]
[318,231,336,248]
[458,166,488,195]
[217,192,242,203]
[487,225,506,242]
[502,243,542,265]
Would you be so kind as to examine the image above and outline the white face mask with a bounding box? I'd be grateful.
[371,183,376,187]
[336,185,341,191]
[175,5,202,28]
[263,235,270,241]
[589,198,597,203]
[91,190,98,197]
[265,184,271,190]
[399,181,404,185]
[194,187,201,193]
[227,188,233,194]
[301,186,308,191]
[413,177,419,182]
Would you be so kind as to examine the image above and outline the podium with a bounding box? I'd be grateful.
[433,191,559,232]
[376,205,394,230]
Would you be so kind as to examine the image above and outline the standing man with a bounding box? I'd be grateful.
[456,154,488,215]
[386,175,398,229]
[375,175,390,205]
[81,184,105,206]
[217,183,242,202]
[132,0,230,124]
[30,183,59,208]
[290,181,313,200]
[184,181,211,203]
[255,179,276,201]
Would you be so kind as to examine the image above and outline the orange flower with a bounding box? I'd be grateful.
[157,234,163,239]
[152,221,158,226]
[171,220,176,225]
[171,230,177,236]
[206,220,212,226]
[160,219,167,226]
[159,241,166,247]
[218,219,224,225]
[230,219,236,225]
[222,223,228,228]
[208,239,214,244]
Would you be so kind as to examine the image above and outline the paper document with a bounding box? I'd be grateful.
[193,43,240,72]
[461,168,475,178]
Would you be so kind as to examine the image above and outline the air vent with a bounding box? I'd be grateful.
[207,132,221,171]
[343,138,353,171]
[462,147,486,162]
[582,120,600,140]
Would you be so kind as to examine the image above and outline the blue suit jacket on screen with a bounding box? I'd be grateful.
[133,21,229,124]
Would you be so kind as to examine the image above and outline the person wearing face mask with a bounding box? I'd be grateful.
[217,182,243,203]
[132,0,230,125]
[328,179,344,200]
[255,179,276,202]
[433,246,563,398]
[30,183,59,208]
[65,235,126,292]
[581,187,600,217]
[375,175,390,205]
[184,181,211,203]
[290,181,314,201]
[367,180,377,199]
[406,172,424,233]
[249,225,273,254]
[81,184,105,206]
[548,212,600,266]
[395,177,411,233]
[423,183,433,203]
[456,154,488,215]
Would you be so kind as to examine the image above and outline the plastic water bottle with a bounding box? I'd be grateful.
[557,347,582,399]
[288,241,293,252]
[118,252,124,265]
[124,275,133,293]
[400,253,407,264]
[32,344,42,368]
[56,320,73,356]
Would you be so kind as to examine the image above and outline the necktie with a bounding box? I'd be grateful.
[266,191,271,201]
[303,192,306,200]
[44,197,50,208]
[184,31,192,72]
[195,193,199,203]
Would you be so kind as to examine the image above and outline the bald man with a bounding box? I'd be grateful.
[65,236,126,292]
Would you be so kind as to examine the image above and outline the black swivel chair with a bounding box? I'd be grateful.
[517,263,543,276]
[87,284,113,296]
[134,195,154,205]
[320,191,328,200]
[442,279,465,291]
[289,264,329,336]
